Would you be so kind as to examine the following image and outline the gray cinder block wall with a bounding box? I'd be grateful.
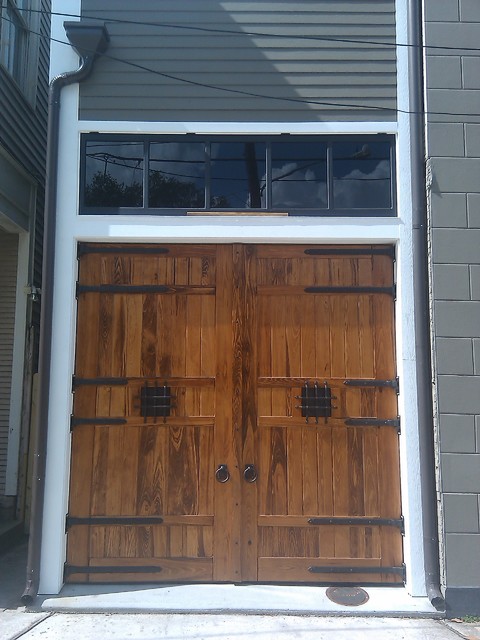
[424,0,480,616]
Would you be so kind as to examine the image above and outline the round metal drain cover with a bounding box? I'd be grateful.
[326,586,369,607]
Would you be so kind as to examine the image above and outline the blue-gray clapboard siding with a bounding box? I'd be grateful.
[0,0,50,340]
[80,0,396,122]
[0,232,18,496]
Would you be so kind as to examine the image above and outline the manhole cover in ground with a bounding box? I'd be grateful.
[326,586,369,606]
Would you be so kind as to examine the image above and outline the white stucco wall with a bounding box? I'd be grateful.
[39,0,427,599]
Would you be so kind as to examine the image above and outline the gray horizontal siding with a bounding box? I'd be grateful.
[0,0,50,180]
[0,70,46,179]
[80,0,397,122]
[0,232,18,496]
[0,0,49,365]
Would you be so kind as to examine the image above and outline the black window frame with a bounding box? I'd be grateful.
[80,134,396,217]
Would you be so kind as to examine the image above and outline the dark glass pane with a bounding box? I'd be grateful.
[210,142,266,209]
[149,142,205,208]
[333,141,392,209]
[3,5,26,82]
[271,142,327,209]
[84,142,143,207]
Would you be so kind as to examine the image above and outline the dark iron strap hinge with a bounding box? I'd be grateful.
[308,564,406,579]
[304,285,396,297]
[64,564,162,578]
[77,284,173,295]
[304,247,395,258]
[344,417,401,433]
[72,376,129,388]
[307,516,404,534]
[70,416,127,430]
[66,515,164,530]
[344,377,399,394]
[77,244,169,257]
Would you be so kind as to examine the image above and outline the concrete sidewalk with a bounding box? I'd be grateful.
[2,610,480,640]
[2,542,480,640]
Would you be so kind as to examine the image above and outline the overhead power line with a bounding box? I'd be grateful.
[25,8,480,53]
[1,14,479,120]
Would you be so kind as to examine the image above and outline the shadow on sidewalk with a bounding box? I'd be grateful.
[0,537,28,609]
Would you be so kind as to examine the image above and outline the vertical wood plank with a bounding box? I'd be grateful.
[240,244,258,580]
[213,244,241,580]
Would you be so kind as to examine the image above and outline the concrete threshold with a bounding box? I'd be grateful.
[38,584,443,617]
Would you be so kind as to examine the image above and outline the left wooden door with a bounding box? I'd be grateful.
[66,244,240,583]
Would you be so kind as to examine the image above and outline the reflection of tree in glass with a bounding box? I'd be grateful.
[85,172,142,207]
[211,195,230,208]
[149,171,204,208]
[85,170,205,208]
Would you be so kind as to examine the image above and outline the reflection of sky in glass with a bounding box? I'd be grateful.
[86,142,144,185]
[149,142,205,207]
[210,142,266,208]
[85,142,144,206]
[83,137,394,213]
[333,142,391,209]
[271,142,327,208]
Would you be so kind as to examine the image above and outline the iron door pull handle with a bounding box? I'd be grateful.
[215,464,230,483]
[243,464,258,483]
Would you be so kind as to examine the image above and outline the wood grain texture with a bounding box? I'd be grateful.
[68,245,219,583]
[253,246,401,584]
[68,244,402,585]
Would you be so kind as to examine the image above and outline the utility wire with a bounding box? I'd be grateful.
[24,8,480,53]
[2,14,479,119]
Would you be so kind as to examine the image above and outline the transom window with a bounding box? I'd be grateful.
[81,135,395,216]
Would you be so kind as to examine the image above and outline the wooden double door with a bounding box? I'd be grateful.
[66,243,403,585]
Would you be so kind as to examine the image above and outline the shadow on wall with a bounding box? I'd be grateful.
[79,0,397,123]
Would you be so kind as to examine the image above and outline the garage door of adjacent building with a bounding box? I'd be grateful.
[66,243,403,584]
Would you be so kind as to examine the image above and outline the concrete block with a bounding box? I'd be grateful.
[427,123,465,157]
[443,493,480,533]
[461,0,480,21]
[445,534,480,586]
[433,265,470,300]
[425,22,480,51]
[426,56,462,89]
[437,375,480,413]
[434,301,480,337]
[424,1,459,22]
[439,413,476,453]
[467,193,480,228]
[427,90,480,124]
[465,125,480,157]
[462,57,480,89]
[433,229,480,263]
[441,454,480,492]
[430,192,467,228]
[471,266,480,300]
[474,340,480,371]
[436,338,473,373]
[429,157,480,193]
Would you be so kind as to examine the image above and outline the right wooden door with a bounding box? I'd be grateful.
[240,245,404,584]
